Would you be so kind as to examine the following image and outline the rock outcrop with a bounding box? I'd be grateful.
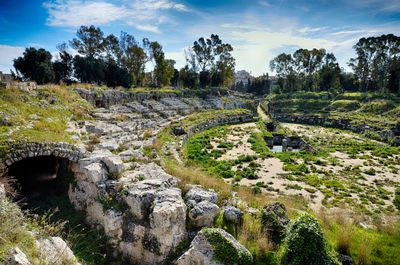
[176,228,253,265]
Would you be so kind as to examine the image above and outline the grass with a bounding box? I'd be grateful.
[0,85,92,145]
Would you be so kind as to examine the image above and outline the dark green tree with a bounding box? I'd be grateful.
[73,55,105,84]
[13,47,55,84]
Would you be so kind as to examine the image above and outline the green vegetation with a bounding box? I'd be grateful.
[0,86,91,145]
[281,214,338,265]
[203,228,253,265]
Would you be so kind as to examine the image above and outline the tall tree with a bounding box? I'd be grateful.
[13,47,54,84]
[53,42,73,84]
[349,34,400,92]
[70,25,105,58]
[149,41,174,87]
[270,53,297,92]
[119,32,149,87]
[192,35,221,72]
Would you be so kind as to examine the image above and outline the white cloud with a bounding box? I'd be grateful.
[135,24,160,33]
[44,0,188,32]
[258,1,271,7]
[0,45,25,74]
[298,27,327,34]
[44,1,129,27]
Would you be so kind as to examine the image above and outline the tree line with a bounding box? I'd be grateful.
[13,25,175,87]
[11,28,400,93]
[270,34,400,94]
[12,25,235,89]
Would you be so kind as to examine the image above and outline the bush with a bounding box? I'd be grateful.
[394,188,400,210]
[261,202,289,245]
[203,228,253,265]
[281,213,338,265]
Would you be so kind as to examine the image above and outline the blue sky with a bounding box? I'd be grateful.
[1,0,400,75]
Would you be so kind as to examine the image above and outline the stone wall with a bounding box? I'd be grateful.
[271,112,400,145]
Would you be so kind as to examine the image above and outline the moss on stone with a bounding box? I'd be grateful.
[203,228,253,265]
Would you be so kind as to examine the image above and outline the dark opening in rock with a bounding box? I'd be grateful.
[8,156,72,200]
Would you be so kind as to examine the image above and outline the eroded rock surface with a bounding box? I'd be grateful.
[65,90,254,264]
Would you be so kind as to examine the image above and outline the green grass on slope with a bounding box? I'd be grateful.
[0,86,91,145]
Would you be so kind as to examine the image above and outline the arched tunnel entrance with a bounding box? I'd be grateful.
[7,156,73,202]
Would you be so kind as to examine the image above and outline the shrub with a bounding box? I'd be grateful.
[203,228,253,265]
[394,188,400,210]
[281,213,338,265]
[261,202,289,245]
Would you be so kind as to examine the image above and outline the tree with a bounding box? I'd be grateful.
[70,25,105,58]
[270,53,298,92]
[104,34,121,62]
[104,60,131,88]
[119,32,149,87]
[349,34,400,92]
[293,48,326,91]
[199,70,211,88]
[73,55,105,84]
[179,65,198,88]
[319,53,341,91]
[214,43,235,87]
[192,35,221,72]
[149,41,174,87]
[53,42,73,84]
[13,47,54,84]
[189,34,235,88]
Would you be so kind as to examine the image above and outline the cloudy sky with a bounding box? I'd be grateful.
[1,0,400,75]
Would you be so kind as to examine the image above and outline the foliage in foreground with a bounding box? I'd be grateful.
[281,214,338,265]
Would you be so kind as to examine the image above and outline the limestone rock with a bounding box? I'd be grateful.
[223,206,243,224]
[189,201,220,227]
[176,228,252,265]
[4,247,30,265]
[96,138,119,151]
[36,237,80,265]
[101,155,124,175]
[185,185,218,205]
[103,209,123,239]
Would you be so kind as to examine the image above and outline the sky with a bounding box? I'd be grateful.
[0,0,400,76]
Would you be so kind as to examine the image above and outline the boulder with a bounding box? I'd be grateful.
[3,247,30,265]
[176,228,252,265]
[189,201,220,227]
[36,237,80,265]
[101,155,124,175]
[223,206,244,224]
[185,185,218,205]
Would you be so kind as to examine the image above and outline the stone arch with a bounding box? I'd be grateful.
[1,142,84,200]
[1,142,83,177]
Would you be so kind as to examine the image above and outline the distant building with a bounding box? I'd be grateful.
[234,70,254,86]
[0,71,13,82]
